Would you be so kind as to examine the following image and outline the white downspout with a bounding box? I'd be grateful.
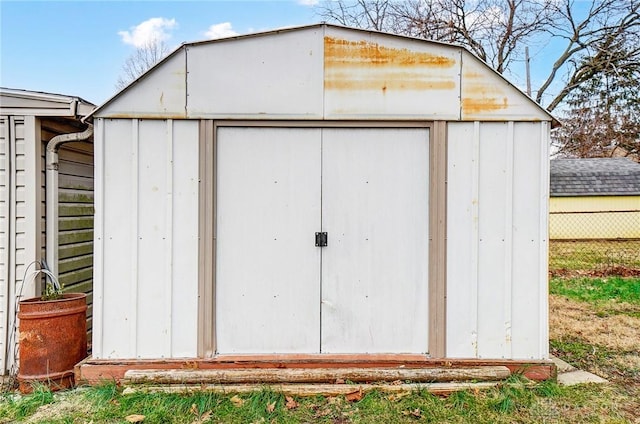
[45,123,93,280]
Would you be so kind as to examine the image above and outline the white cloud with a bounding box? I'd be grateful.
[118,17,177,48]
[298,0,319,5]
[204,22,239,39]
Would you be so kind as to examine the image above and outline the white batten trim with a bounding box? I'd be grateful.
[539,121,550,359]
[131,119,139,358]
[165,120,174,357]
[470,121,480,357]
[503,122,514,358]
[93,118,105,357]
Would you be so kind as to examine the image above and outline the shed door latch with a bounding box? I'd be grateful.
[315,232,328,247]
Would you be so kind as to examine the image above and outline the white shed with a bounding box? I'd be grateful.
[0,88,95,375]
[81,24,556,383]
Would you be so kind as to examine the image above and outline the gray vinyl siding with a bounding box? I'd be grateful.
[0,116,29,374]
[0,117,9,373]
[58,142,94,346]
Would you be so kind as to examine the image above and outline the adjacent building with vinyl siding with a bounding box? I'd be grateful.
[0,88,95,374]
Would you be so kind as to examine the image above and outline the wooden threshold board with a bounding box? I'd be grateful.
[75,355,556,385]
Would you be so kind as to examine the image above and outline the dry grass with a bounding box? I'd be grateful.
[549,288,640,423]
[549,295,640,352]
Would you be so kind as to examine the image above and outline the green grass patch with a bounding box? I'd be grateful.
[0,384,54,420]
[550,277,640,305]
[0,381,634,424]
[550,337,616,371]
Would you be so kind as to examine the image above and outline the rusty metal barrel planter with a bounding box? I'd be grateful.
[17,293,87,393]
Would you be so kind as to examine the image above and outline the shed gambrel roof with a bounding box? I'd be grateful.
[550,158,640,196]
[91,23,557,125]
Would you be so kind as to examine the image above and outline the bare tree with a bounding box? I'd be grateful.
[320,0,393,31]
[316,0,640,111]
[538,0,640,111]
[393,0,552,74]
[116,39,170,90]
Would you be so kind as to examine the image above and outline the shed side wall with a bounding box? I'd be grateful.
[446,121,549,359]
[94,118,199,359]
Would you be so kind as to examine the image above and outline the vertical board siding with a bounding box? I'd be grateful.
[446,121,546,359]
[92,118,105,358]
[0,117,9,373]
[538,122,550,359]
[445,122,475,357]
[58,141,94,345]
[130,119,139,356]
[101,119,135,357]
[137,120,169,357]
[96,118,199,359]
[503,122,514,359]
[165,120,174,358]
[511,122,545,358]
[170,120,199,357]
[477,122,508,358]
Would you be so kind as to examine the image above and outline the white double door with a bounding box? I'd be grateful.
[216,127,429,354]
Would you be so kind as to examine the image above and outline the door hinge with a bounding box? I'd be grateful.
[315,232,328,247]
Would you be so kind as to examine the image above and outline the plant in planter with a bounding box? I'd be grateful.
[17,262,87,393]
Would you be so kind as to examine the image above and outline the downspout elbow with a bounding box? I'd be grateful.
[46,123,94,157]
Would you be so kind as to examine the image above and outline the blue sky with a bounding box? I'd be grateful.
[1,0,568,108]
[1,1,319,105]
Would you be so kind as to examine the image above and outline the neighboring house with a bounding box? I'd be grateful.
[550,158,640,240]
[0,88,95,374]
[79,24,557,383]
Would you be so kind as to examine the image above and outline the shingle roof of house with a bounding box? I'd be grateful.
[550,158,640,196]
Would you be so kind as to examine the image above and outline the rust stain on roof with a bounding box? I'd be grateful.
[462,69,509,114]
[462,97,509,114]
[326,76,456,91]
[325,37,456,67]
[324,36,457,93]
